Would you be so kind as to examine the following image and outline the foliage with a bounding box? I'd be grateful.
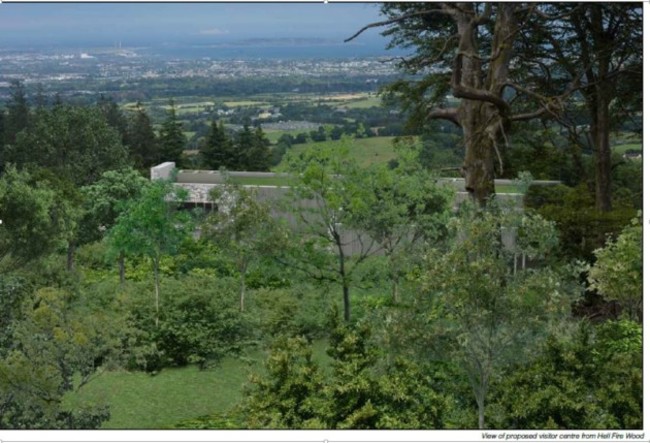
[525,184,637,261]
[126,102,159,170]
[158,100,187,165]
[241,335,326,429]
[587,215,642,322]
[490,321,642,429]
[422,203,576,428]
[204,182,280,311]
[0,287,116,429]
[80,167,149,244]
[145,276,249,369]
[239,319,448,429]
[9,104,129,186]
[200,120,235,170]
[105,180,192,324]
[0,166,77,269]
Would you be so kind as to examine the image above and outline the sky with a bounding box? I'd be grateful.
[0,3,388,48]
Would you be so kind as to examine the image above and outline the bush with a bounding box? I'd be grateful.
[122,275,249,370]
[525,184,636,261]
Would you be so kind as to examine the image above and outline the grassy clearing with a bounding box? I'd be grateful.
[64,340,330,429]
[64,356,252,429]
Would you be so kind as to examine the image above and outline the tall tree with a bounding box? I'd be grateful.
[246,126,272,171]
[158,99,186,165]
[9,105,128,186]
[3,80,30,147]
[234,124,255,171]
[283,142,388,322]
[126,102,159,170]
[96,95,129,147]
[536,4,642,211]
[200,120,235,170]
[348,4,581,205]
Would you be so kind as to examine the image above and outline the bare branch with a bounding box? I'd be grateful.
[344,7,451,43]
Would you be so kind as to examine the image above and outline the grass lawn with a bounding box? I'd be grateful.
[64,357,252,429]
[64,340,330,429]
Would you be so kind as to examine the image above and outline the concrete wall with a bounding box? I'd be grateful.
[151,162,176,181]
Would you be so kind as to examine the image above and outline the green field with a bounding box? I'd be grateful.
[279,136,399,169]
[264,128,309,143]
[65,340,330,429]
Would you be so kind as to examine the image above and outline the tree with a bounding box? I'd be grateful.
[9,104,129,187]
[492,320,642,429]
[283,143,386,322]
[126,102,159,170]
[247,126,272,171]
[350,146,453,302]
[96,94,129,146]
[80,168,149,283]
[240,335,326,429]
[348,4,583,205]
[0,166,76,270]
[531,4,642,211]
[587,215,642,322]
[204,183,278,312]
[3,80,30,148]
[200,120,235,170]
[0,287,114,429]
[234,125,255,171]
[422,204,574,428]
[158,99,186,165]
[106,180,191,326]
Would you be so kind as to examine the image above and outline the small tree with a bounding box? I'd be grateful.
[423,204,574,429]
[283,142,385,322]
[204,183,277,312]
[106,180,191,326]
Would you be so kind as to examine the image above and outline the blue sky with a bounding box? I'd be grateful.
[0,3,387,47]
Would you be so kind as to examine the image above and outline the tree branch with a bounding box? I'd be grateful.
[344,7,452,43]
[427,107,460,126]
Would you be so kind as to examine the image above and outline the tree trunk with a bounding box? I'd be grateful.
[461,111,498,206]
[119,252,126,285]
[343,282,351,323]
[478,398,485,429]
[66,242,76,271]
[454,4,516,206]
[239,264,247,312]
[153,256,160,327]
[593,89,612,212]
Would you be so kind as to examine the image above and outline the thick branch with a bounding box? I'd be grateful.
[427,107,460,126]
